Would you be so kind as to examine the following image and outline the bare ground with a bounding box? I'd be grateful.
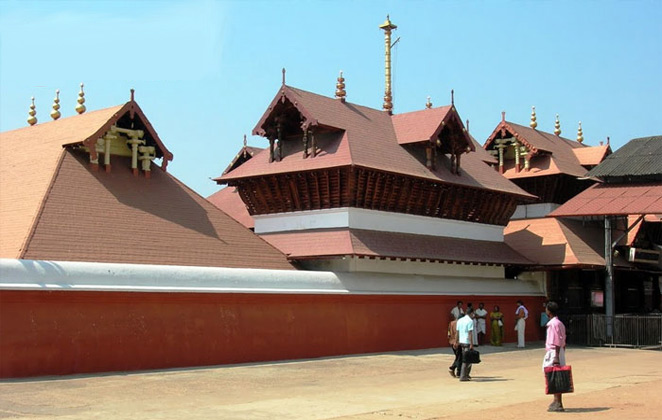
[1,343,660,419]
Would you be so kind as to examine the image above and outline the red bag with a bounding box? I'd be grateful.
[544,365,574,394]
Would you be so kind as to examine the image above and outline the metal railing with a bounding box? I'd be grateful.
[564,314,662,348]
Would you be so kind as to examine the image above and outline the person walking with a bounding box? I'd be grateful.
[490,305,504,346]
[456,307,475,381]
[515,300,528,348]
[543,301,567,412]
[447,314,461,377]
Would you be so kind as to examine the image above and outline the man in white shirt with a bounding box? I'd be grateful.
[515,300,529,348]
[475,303,488,346]
[456,308,475,381]
[450,301,464,321]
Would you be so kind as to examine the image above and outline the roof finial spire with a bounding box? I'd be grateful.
[451,89,455,106]
[501,111,506,122]
[282,68,286,86]
[243,134,248,158]
[379,15,397,114]
[530,106,538,129]
[130,88,135,102]
[426,96,432,109]
[607,136,610,146]
[335,70,346,102]
[576,121,584,143]
[27,97,37,126]
[554,114,561,136]
[466,119,470,133]
[50,89,61,120]
[75,83,86,114]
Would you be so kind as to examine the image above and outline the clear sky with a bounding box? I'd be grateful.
[1,0,661,197]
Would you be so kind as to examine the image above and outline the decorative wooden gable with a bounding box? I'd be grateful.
[484,111,543,174]
[253,82,344,162]
[74,95,173,178]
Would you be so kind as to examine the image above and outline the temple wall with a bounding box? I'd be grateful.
[0,259,546,378]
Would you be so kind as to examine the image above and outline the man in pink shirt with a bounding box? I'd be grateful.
[542,301,567,412]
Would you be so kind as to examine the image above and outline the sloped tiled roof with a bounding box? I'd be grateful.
[207,186,254,229]
[0,106,124,259]
[548,183,662,217]
[586,135,662,178]
[16,150,293,269]
[505,217,630,268]
[391,106,452,145]
[261,228,532,266]
[573,144,611,167]
[484,121,603,179]
[218,86,532,200]
[0,104,293,270]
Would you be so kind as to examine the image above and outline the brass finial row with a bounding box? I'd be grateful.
[27,83,88,126]
[528,107,583,142]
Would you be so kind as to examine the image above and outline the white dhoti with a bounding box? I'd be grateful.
[542,348,566,371]
[515,318,526,347]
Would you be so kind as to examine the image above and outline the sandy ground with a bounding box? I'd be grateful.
[0,343,660,419]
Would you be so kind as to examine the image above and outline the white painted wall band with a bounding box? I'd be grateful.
[254,207,505,242]
[0,259,544,296]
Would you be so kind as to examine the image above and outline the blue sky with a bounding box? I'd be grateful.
[1,0,661,197]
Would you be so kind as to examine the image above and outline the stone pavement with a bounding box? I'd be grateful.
[1,342,660,419]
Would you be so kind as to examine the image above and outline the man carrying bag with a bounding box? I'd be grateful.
[456,308,476,382]
[542,301,572,412]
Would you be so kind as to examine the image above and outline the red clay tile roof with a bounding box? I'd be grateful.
[207,186,254,229]
[18,150,293,269]
[222,145,264,175]
[548,183,662,217]
[505,217,630,268]
[218,86,532,200]
[391,106,453,145]
[573,145,611,167]
[1,104,293,269]
[260,228,532,265]
[1,105,125,259]
[484,121,604,179]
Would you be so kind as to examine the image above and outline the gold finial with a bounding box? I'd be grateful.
[554,114,561,136]
[27,97,37,126]
[576,121,584,143]
[530,106,537,129]
[335,70,346,102]
[426,96,432,109]
[75,83,86,114]
[379,15,397,114]
[50,89,61,120]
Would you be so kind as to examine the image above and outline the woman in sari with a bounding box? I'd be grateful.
[490,305,504,346]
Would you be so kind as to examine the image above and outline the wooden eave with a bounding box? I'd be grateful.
[433,106,476,152]
[252,85,322,137]
[77,100,174,169]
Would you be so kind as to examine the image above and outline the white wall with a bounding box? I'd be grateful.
[0,258,545,297]
[255,207,504,242]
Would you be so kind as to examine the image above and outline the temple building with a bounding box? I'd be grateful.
[550,135,662,315]
[483,109,661,316]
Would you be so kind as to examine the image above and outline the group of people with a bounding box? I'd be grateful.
[447,299,568,412]
[448,300,530,349]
